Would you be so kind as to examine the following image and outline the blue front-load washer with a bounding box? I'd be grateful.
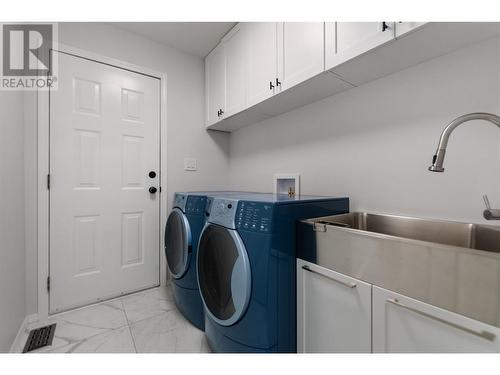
[196,193,349,352]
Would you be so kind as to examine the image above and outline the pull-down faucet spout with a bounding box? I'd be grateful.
[428,112,500,220]
[428,112,500,172]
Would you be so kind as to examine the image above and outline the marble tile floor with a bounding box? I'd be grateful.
[16,285,211,353]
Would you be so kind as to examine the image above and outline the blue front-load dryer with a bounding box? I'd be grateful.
[165,192,207,330]
[196,193,349,352]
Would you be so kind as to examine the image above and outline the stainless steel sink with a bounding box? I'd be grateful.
[313,212,500,253]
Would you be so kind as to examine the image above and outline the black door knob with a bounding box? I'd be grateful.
[149,171,156,178]
[149,187,157,194]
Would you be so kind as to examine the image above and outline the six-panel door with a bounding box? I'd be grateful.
[49,51,160,313]
[373,286,500,352]
[297,259,372,353]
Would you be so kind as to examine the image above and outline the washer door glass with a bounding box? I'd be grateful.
[165,208,191,279]
[197,224,251,326]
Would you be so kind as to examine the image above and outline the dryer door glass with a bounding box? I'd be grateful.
[197,224,251,326]
[165,208,191,278]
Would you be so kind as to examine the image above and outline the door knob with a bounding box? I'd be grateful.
[148,171,156,178]
[149,187,158,194]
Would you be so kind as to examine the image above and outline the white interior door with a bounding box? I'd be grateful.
[49,51,160,313]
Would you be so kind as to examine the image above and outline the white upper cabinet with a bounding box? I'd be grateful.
[373,286,500,353]
[246,22,279,108]
[223,24,249,117]
[297,259,372,353]
[278,22,325,92]
[395,22,427,38]
[205,42,226,126]
[205,22,500,131]
[326,22,395,70]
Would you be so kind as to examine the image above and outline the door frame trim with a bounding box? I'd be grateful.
[37,43,168,319]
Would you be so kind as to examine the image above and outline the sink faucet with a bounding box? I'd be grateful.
[483,195,500,220]
[428,112,500,220]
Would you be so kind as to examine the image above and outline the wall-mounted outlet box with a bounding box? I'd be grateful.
[184,158,197,171]
[274,173,300,197]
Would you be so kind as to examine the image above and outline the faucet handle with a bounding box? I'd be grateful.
[483,194,492,210]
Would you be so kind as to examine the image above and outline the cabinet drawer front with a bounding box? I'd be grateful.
[297,259,372,353]
[373,286,500,353]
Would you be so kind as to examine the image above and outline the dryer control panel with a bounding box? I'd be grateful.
[207,197,239,229]
[185,195,207,215]
[236,201,273,233]
[173,193,188,212]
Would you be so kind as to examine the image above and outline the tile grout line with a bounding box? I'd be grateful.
[120,298,139,353]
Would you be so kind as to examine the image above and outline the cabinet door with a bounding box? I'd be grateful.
[373,286,500,353]
[278,22,325,92]
[205,43,225,126]
[223,24,248,117]
[246,22,278,107]
[326,22,395,70]
[395,22,427,38]
[297,259,372,353]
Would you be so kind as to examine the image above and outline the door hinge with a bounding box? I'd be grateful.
[47,174,50,190]
[159,186,162,193]
[46,276,50,292]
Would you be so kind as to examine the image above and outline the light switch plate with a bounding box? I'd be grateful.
[184,158,197,171]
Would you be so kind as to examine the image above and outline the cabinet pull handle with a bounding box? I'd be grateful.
[382,22,389,32]
[269,81,275,90]
[276,78,281,87]
[386,298,496,342]
[302,265,357,288]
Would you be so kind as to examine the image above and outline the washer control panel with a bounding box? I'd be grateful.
[236,201,273,233]
[207,197,239,229]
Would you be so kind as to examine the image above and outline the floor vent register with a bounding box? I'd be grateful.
[22,324,56,353]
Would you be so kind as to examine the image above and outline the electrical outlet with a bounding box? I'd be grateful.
[184,158,197,171]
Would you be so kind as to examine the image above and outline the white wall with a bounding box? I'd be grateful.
[228,36,500,225]
[0,91,26,351]
[23,23,230,316]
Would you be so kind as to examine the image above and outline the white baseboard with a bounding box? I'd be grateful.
[9,313,38,353]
